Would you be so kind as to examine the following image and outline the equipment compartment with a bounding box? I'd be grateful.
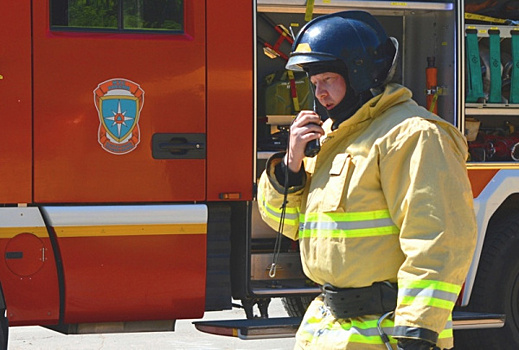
[464,23,519,163]
[251,0,458,296]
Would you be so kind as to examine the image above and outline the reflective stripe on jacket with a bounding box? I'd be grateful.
[294,297,454,350]
[258,84,477,349]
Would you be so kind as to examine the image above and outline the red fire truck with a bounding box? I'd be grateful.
[0,0,518,349]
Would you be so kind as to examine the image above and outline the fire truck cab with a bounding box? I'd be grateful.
[0,0,518,349]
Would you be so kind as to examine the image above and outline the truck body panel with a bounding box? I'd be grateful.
[0,2,32,203]
[0,0,518,348]
[0,208,59,326]
[42,205,207,324]
[32,0,207,203]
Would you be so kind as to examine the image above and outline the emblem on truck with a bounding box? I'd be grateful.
[94,78,145,155]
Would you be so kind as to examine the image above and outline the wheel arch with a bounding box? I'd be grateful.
[463,169,519,304]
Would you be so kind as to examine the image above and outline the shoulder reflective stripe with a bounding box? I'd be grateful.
[398,280,462,311]
[299,210,398,238]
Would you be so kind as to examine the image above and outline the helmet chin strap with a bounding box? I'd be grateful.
[305,53,391,130]
[326,84,374,130]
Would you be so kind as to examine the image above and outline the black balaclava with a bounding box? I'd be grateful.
[305,61,372,130]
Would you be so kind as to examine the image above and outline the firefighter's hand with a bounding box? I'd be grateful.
[397,338,436,350]
[286,110,324,173]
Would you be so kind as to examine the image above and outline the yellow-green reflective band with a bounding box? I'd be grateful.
[303,209,393,222]
[399,280,462,294]
[299,226,399,238]
[300,318,398,345]
[398,280,461,311]
[347,333,397,345]
[306,316,322,325]
[340,318,393,330]
[299,332,398,346]
[300,314,453,345]
[299,210,399,238]
[439,327,453,339]
[257,191,299,226]
[398,295,455,310]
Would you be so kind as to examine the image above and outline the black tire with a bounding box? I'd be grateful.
[0,282,7,350]
[281,296,314,317]
[0,313,6,350]
[454,217,519,349]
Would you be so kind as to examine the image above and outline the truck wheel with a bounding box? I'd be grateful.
[0,282,8,350]
[281,296,313,317]
[0,311,6,350]
[454,217,519,349]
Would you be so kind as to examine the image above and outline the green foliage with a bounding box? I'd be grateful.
[62,0,183,31]
[68,0,118,28]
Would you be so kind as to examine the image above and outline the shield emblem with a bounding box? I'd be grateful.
[94,79,145,155]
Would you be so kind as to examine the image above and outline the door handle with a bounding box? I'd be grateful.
[152,133,206,159]
[159,138,204,154]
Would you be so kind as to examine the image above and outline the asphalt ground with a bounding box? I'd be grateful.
[8,298,297,350]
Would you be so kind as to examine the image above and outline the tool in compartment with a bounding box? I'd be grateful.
[465,12,519,25]
[426,57,438,113]
[260,23,299,114]
[258,13,294,61]
[258,36,289,61]
[466,27,486,102]
[264,70,312,116]
[287,70,301,112]
[511,29,519,103]
[483,133,519,160]
[488,28,503,103]
[468,122,519,161]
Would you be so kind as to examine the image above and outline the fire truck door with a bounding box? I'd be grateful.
[0,2,32,203]
[32,1,206,203]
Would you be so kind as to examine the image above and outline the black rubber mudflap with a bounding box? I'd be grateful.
[205,204,233,311]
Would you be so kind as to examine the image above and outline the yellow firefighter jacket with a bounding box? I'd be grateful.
[258,84,477,349]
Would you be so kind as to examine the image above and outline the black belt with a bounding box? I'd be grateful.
[322,282,398,319]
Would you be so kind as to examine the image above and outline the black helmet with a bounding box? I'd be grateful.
[286,11,398,95]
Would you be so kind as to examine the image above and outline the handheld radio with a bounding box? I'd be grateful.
[304,94,321,157]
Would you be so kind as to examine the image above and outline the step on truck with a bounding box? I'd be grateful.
[0,0,517,349]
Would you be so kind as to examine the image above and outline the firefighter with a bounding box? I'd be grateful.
[257,11,477,350]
